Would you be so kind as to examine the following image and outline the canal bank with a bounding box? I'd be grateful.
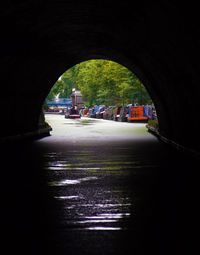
[146,124,200,158]
[0,112,52,143]
[0,126,52,143]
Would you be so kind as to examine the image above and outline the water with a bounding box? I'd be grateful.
[1,114,199,255]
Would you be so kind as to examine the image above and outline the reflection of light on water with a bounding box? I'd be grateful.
[85,227,121,231]
[79,219,117,223]
[49,176,98,186]
[78,203,131,208]
[54,192,131,230]
[46,166,101,170]
[77,213,131,224]
[64,203,131,209]
[43,148,134,232]
[54,196,80,200]
[90,213,131,218]
[55,179,80,185]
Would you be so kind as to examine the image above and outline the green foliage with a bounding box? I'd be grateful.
[48,59,152,106]
[148,119,159,129]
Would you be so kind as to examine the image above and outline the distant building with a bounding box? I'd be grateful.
[70,89,84,107]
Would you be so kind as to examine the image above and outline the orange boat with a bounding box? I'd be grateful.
[128,105,148,122]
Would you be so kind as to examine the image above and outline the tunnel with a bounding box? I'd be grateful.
[1,2,200,255]
[1,1,200,153]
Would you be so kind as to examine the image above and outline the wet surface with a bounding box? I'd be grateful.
[1,115,200,255]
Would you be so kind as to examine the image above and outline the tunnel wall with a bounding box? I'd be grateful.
[1,1,200,152]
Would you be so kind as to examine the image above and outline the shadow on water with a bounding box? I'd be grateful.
[1,136,200,255]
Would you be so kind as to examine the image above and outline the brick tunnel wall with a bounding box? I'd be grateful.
[1,1,200,151]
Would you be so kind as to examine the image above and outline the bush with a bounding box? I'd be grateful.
[148,119,159,129]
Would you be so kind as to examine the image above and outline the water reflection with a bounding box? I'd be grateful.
[49,176,98,186]
[44,150,135,232]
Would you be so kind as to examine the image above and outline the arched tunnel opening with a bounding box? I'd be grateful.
[43,59,158,138]
[1,2,200,255]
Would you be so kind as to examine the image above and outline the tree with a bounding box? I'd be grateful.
[47,59,152,106]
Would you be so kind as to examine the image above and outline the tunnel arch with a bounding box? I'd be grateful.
[44,56,162,127]
[40,51,172,147]
[1,1,200,153]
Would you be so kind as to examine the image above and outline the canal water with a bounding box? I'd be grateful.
[1,115,199,255]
